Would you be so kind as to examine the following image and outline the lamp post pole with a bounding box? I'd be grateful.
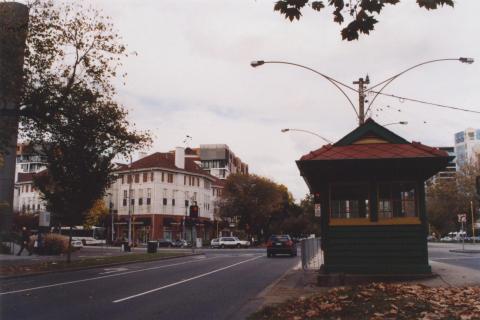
[251,58,474,126]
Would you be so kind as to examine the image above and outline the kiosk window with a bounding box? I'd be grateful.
[378,182,416,218]
[330,184,369,219]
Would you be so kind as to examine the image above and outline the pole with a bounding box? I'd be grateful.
[127,156,132,247]
[353,77,369,125]
[0,3,29,232]
[109,195,114,244]
[471,201,476,244]
[461,220,465,251]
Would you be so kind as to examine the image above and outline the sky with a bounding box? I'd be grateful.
[83,0,479,200]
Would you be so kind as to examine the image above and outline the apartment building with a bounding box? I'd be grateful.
[108,147,217,243]
[454,128,480,168]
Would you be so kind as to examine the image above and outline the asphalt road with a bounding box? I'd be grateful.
[0,249,299,320]
[428,242,480,271]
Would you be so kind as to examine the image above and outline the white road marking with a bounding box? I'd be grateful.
[0,256,219,296]
[112,255,263,303]
[99,267,129,275]
[431,257,480,260]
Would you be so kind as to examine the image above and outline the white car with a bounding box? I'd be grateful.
[217,237,250,248]
[70,240,83,248]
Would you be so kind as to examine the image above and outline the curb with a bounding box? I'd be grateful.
[0,253,204,280]
[449,249,480,254]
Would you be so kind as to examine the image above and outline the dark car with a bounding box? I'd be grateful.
[157,239,174,247]
[267,235,297,257]
[172,239,189,248]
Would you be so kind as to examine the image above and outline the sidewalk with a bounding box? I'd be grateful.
[257,259,480,308]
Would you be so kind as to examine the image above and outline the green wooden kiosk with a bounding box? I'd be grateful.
[297,119,451,274]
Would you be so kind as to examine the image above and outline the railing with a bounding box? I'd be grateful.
[301,237,323,270]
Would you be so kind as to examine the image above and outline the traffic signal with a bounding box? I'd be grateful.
[189,205,199,218]
[313,192,321,203]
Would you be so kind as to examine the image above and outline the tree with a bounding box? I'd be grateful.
[84,199,109,228]
[218,174,285,241]
[273,0,454,41]
[18,1,150,261]
[427,161,480,236]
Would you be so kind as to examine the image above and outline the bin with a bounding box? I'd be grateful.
[147,241,158,253]
[122,241,131,252]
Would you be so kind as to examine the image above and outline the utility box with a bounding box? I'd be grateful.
[196,238,202,248]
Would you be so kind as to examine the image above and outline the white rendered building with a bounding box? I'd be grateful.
[454,128,480,168]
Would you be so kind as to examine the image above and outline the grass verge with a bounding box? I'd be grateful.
[0,252,190,277]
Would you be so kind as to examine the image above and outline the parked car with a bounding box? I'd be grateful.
[172,239,189,248]
[210,238,220,248]
[440,236,453,242]
[217,237,250,248]
[267,234,297,257]
[70,239,83,248]
[158,239,174,247]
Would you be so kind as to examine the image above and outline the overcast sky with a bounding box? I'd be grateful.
[85,0,479,200]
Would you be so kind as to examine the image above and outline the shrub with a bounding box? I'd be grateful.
[28,233,70,255]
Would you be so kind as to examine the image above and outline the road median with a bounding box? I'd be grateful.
[0,251,201,279]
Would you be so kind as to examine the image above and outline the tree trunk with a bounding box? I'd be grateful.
[67,225,72,263]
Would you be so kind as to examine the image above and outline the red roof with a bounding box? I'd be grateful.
[300,142,449,161]
[117,152,214,179]
[212,178,226,188]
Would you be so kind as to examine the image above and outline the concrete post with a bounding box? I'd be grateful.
[0,3,29,231]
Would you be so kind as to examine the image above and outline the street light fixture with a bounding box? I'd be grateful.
[251,58,474,126]
[281,128,332,144]
[383,121,408,127]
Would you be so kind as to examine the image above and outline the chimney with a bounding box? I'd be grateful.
[175,147,185,169]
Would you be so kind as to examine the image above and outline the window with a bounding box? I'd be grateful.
[123,199,127,206]
[193,192,197,201]
[127,174,132,184]
[185,200,189,207]
[172,199,175,206]
[150,172,154,182]
[197,177,200,187]
[121,175,125,184]
[135,174,139,183]
[330,183,369,219]
[378,182,416,218]
[147,188,152,205]
[163,198,167,206]
[184,175,187,185]
[162,172,165,182]
[123,190,128,199]
[167,173,174,183]
[26,185,29,192]
[138,189,143,206]
[143,172,147,182]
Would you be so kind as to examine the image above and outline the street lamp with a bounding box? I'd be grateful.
[251,58,474,126]
[281,128,332,144]
[383,121,408,127]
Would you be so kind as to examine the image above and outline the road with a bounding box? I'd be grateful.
[428,242,480,271]
[0,248,299,320]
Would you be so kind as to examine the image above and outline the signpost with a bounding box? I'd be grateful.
[458,213,467,251]
[314,204,321,217]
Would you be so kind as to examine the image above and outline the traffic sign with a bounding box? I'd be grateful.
[314,204,321,217]
[458,214,467,223]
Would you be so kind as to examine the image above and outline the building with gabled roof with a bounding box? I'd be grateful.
[297,118,451,275]
[108,147,218,244]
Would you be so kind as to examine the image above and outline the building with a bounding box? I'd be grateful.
[13,171,47,214]
[108,147,218,244]
[454,128,480,168]
[15,143,47,176]
[198,144,248,179]
[297,118,450,275]
[429,147,456,182]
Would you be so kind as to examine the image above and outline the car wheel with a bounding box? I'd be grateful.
[236,244,241,249]
[221,244,225,249]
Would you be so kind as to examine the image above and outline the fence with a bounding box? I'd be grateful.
[301,237,322,270]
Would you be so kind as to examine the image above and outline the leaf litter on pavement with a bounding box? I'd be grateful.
[249,283,480,320]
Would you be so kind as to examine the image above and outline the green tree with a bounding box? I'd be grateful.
[273,0,454,40]
[427,161,480,236]
[218,174,285,241]
[18,1,150,261]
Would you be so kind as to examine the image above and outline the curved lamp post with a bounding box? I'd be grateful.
[365,57,474,116]
[383,121,408,127]
[251,58,474,126]
[281,128,332,144]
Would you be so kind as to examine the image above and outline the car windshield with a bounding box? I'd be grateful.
[270,235,290,242]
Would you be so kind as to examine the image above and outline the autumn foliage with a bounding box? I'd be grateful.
[250,283,480,320]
